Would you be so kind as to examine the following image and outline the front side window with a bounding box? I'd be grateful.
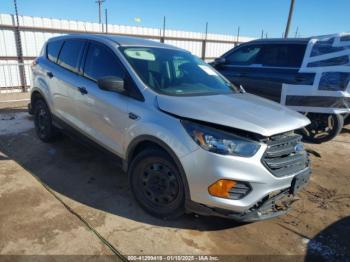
[225,45,261,65]
[121,47,237,96]
[57,40,85,73]
[83,42,125,81]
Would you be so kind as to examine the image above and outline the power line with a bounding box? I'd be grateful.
[295,26,299,37]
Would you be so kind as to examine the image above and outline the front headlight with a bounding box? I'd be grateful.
[181,120,260,157]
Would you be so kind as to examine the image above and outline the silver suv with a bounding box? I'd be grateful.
[29,34,312,222]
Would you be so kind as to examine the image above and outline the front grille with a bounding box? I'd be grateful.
[262,132,310,177]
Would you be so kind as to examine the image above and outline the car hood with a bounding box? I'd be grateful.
[156,93,310,137]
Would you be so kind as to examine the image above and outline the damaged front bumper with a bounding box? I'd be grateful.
[187,168,311,222]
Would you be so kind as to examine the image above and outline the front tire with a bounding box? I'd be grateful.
[128,148,185,219]
[301,113,344,143]
[34,99,58,143]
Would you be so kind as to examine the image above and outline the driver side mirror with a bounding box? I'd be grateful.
[213,57,226,66]
[97,76,125,93]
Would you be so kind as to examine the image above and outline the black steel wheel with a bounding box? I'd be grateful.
[301,113,344,143]
[129,148,185,219]
[34,99,58,142]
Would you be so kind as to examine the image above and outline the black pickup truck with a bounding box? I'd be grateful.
[212,36,350,143]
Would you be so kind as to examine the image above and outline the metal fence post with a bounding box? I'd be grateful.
[13,0,27,92]
[201,22,208,60]
[161,16,166,43]
[105,9,108,34]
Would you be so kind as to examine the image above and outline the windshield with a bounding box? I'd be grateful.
[120,47,238,96]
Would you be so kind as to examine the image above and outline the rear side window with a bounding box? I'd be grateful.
[83,42,125,81]
[256,44,306,68]
[58,40,85,73]
[225,45,262,65]
[47,40,63,63]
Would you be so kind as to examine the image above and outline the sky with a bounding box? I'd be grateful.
[0,0,349,38]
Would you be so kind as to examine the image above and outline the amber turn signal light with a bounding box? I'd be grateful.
[208,179,236,198]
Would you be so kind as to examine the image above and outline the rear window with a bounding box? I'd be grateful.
[256,44,306,68]
[57,40,85,73]
[46,40,63,63]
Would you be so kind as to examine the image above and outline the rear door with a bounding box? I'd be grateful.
[216,43,310,103]
[53,39,86,127]
[249,43,308,102]
[41,39,64,115]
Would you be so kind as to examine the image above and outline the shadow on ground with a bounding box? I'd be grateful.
[0,127,241,231]
[305,216,350,261]
[341,127,350,134]
[0,106,28,114]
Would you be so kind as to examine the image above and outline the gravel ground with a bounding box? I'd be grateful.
[0,102,349,260]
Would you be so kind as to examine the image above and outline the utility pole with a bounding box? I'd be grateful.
[284,0,295,38]
[96,0,105,31]
[236,26,240,44]
[261,29,264,39]
[13,0,26,92]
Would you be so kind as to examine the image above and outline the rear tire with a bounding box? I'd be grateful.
[301,113,344,143]
[128,148,185,219]
[34,99,59,143]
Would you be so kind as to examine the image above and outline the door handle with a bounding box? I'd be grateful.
[128,112,140,120]
[47,71,54,78]
[78,86,88,95]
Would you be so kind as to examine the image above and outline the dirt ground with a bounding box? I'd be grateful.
[0,97,349,260]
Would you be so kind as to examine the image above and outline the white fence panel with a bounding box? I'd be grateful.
[0,61,32,90]
[206,42,235,58]
[0,30,16,56]
[0,13,256,90]
[164,40,202,57]
[0,60,20,88]
[0,14,13,25]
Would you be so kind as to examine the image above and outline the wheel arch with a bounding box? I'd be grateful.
[125,135,191,201]
[31,89,46,107]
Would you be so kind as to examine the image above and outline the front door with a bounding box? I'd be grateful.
[75,41,131,157]
[215,44,262,93]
